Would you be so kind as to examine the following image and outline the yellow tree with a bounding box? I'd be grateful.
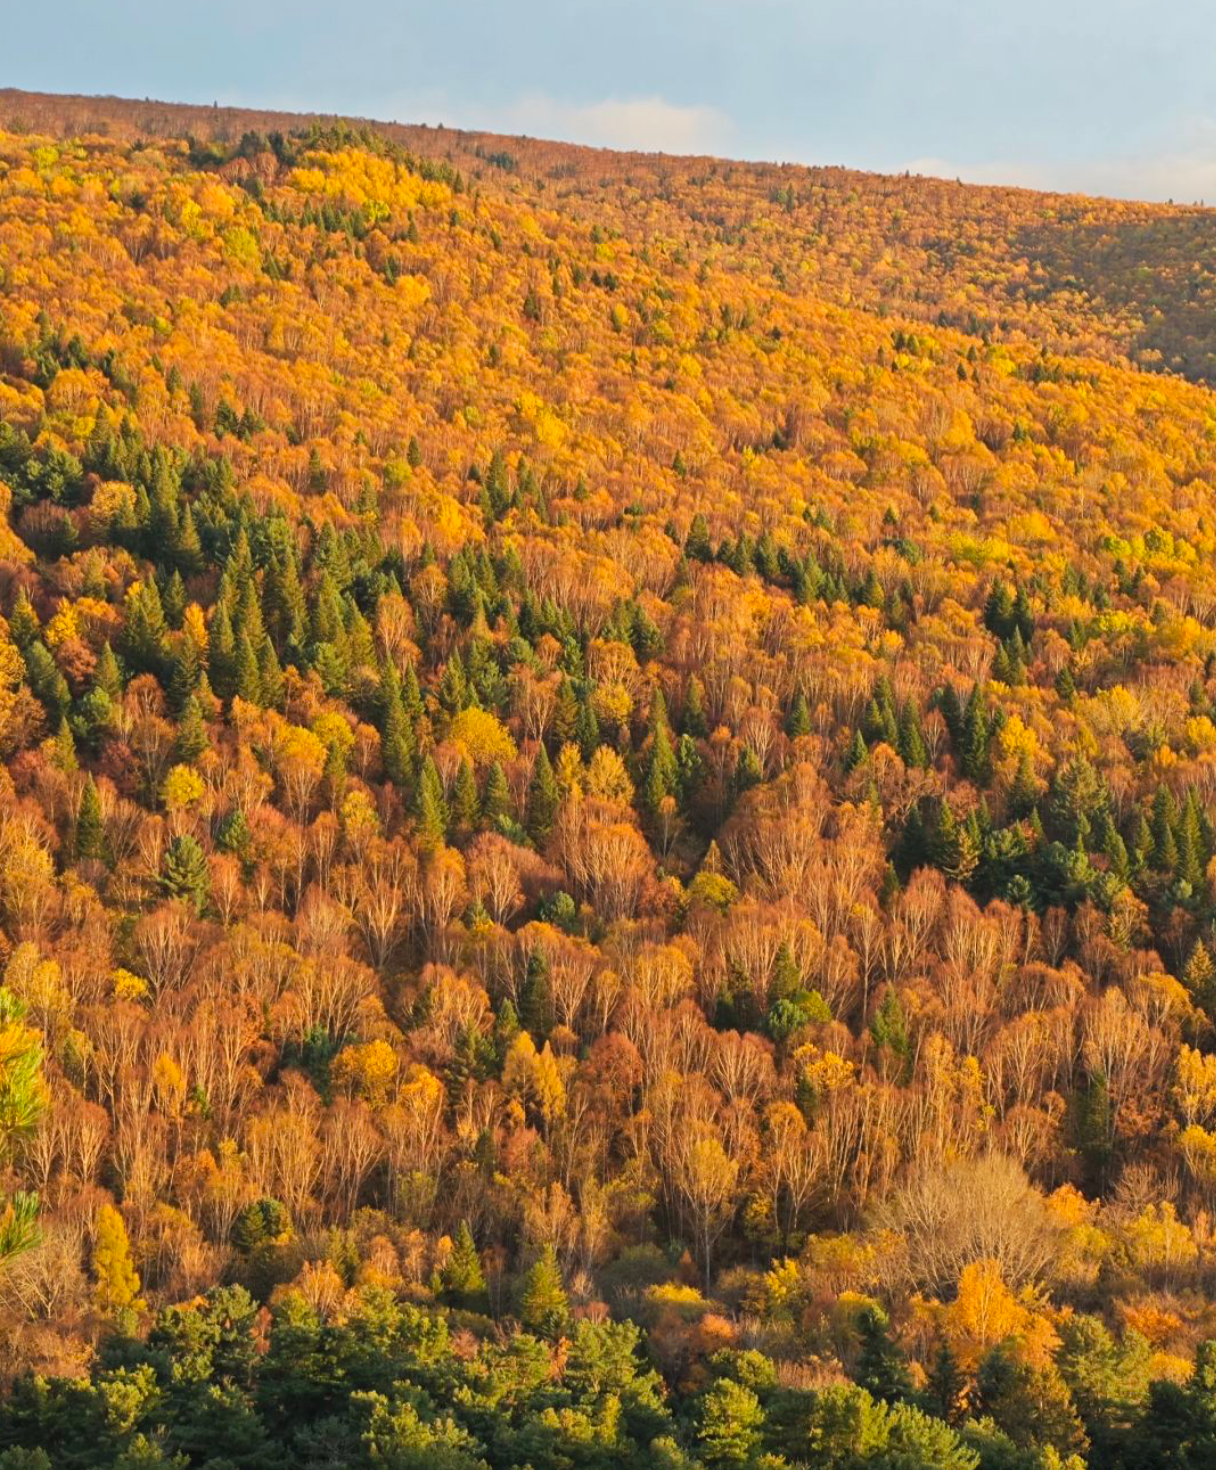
[93,1202,145,1318]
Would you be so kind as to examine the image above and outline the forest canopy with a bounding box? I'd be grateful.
[0,89,1216,1469]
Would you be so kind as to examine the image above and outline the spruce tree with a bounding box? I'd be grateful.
[519,1244,570,1340]
[379,664,414,788]
[683,676,708,737]
[526,744,560,844]
[452,759,479,832]
[413,757,448,849]
[75,776,108,863]
[162,834,210,912]
[438,1221,487,1312]
[856,1306,914,1404]
[175,695,209,762]
[481,762,511,828]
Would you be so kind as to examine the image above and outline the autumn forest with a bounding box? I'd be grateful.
[2,86,1216,1469]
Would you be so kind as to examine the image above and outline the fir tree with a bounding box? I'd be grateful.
[413,757,448,849]
[683,676,709,737]
[481,761,511,828]
[856,1306,914,1404]
[526,744,560,844]
[175,695,209,762]
[452,759,479,832]
[162,834,210,912]
[379,664,415,788]
[75,776,108,863]
[437,1221,487,1312]
[518,1244,570,1339]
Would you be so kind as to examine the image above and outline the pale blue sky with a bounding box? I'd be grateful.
[7,1,1216,201]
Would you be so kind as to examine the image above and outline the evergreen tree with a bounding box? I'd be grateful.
[481,761,511,828]
[696,1378,765,1468]
[683,676,708,737]
[452,758,479,832]
[960,683,990,783]
[897,700,928,769]
[856,1306,914,1404]
[519,950,554,1039]
[234,631,262,706]
[174,695,209,762]
[161,834,210,912]
[518,1244,570,1340]
[644,715,679,815]
[925,1337,967,1425]
[413,757,448,849]
[871,987,910,1077]
[437,1221,487,1312]
[75,776,108,863]
[526,744,560,844]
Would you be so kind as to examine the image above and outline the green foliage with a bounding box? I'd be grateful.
[160,834,210,912]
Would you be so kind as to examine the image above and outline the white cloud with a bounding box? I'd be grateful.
[905,121,1216,204]
[374,89,735,157]
[499,94,735,155]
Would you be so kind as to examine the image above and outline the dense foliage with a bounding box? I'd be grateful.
[2,90,1216,1467]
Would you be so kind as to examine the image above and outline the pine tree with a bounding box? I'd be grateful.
[785,691,811,739]
[162,834,210,913]
[174,695,209,762]
[518,1244,570,1339]
[437,650,470,715]
[94,641,123,700]
[897,701,928,769]
[234,632,262,706]
[51,717,77,774]
[413,757,448,849]
[575,698,600,761]
[1151,787,1179,873]
[925,1337,967,1424]
[683,676,709,737]
[122,579,168,675]
[519,950,554,1039]
[771,942,801,1001]
[645,716,679,815]
[493,999,522,1069]
[1101,817,1130,883]
[481,762,511,828]
[1184,941,1216,1005]
[208,600,237,699]
[452,759,479,832]
[1177,793,1206,890]
[526,744,560,844]
[258,635,284,709]
[961,684,990,783]
[871,987,910,1078]
[75,776,108,863]
[856,1305,914,1404]
[438,1221,487,1311]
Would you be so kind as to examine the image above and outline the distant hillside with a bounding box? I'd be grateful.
[5,86,1216,384]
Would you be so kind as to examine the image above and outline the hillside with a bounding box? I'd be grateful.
[7,86,1216,384]
[1,91,1216,1468]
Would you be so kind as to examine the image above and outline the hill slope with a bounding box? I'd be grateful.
[1,91,1216,1469]
[7,85,1216,383]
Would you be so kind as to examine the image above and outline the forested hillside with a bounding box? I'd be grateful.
[2,94,1216,1469]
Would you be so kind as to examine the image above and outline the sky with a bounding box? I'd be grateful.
[7,0,1216,203]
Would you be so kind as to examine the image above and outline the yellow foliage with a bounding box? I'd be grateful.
[941,1259,1058,1371]
[447,707,517,766]
[584,746,634,804]
[161,763,205,812]
[93,1203,144,1317]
